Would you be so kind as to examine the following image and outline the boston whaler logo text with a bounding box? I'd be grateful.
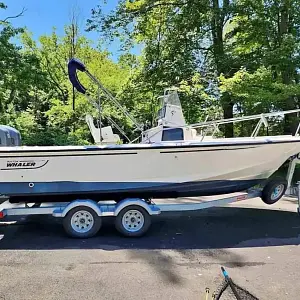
[7,161,36,168]
[2,160,49,170]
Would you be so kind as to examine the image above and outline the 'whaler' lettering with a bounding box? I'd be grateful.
[6,162,36,168]
[1,159,48,171]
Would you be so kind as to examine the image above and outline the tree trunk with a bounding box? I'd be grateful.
[279,0,296,134]
[211,0,234,137]
[222,94,234,137]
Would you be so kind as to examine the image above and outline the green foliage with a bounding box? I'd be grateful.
[0,2,132,146]
[220,67,300,113]
[2,0,300,146]
[87,0,300,137]
[29,29,133,145]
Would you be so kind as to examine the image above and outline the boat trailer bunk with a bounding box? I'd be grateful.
[0,175,296,238]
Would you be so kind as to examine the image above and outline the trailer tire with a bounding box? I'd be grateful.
[63,206,101,238]
[261,178,287,205]
[115,205,151,237]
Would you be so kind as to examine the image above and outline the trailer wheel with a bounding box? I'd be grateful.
[261,178,287,205]
[115,205,151,237]
[63,206,101,238]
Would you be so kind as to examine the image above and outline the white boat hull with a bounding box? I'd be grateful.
[0,137,300,202]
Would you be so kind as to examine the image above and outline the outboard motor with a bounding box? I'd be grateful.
[0,125,21,146]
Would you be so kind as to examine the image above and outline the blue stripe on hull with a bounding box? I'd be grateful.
[1,179,266,203]
[0,181,169,196]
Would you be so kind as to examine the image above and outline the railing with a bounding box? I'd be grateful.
[192,109,300,140]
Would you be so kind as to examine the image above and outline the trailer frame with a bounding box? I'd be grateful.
[0,184,290,238]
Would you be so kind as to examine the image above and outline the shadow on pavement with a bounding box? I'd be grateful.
[0,206,299,251]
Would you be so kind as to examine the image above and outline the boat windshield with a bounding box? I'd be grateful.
[157,91,182,119]
[163,90,182,107]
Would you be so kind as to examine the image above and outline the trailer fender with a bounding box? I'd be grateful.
[114,198,161,216]
[53,199,103,217]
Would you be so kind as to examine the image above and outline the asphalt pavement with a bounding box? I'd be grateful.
[0,196,299,299]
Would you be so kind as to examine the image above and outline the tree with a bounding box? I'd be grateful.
[21,26,132,145]
[87,0,300,136]
[1,2,132,146]
[86,0,243,136]
[226,0,300,134]
[0,2,49,141]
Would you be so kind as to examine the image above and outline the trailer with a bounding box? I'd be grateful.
[0,176,294,238]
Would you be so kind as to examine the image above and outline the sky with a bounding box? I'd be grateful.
[1,0,131,60]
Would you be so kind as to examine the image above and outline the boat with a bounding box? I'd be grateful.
[1,58,300,204]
